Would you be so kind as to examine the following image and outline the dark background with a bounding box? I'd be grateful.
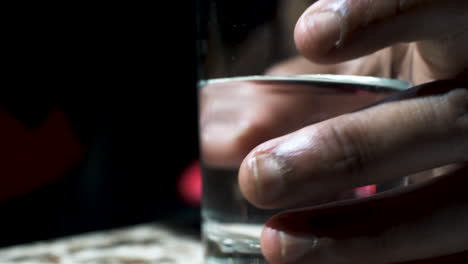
[0,2,199,246]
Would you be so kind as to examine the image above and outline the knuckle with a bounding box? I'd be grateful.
[323,117,373,184]
[446,89,468,130]
[443,89,468,152]
[428,88,468,160]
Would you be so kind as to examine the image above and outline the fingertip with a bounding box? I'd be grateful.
[238,153,258,207]
[262,225,320,264]
[294,10,343,64]
[261,227,283,264]
[239,140,288,209]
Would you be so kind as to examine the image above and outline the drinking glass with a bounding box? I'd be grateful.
[196,1,410,263]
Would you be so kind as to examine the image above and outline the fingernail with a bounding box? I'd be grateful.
[278,230,318,263]
[249,153,289,203]
[301,11,344,48]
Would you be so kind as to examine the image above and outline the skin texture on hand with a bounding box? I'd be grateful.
[239,80,468,208]
[294,0,468,83]
[261,165,468,264]
[238,80,468,263]
[234,0,468,263]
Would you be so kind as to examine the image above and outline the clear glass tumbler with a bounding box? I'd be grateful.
[196,1,410,263]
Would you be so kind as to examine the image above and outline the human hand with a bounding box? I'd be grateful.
[236,0,468,263]
[238,79,468,263]
[292,0,468,84]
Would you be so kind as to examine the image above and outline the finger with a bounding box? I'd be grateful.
[200,80,291,167]
[266,47,402,79]
[261,165,468,264]
[238,81,468,209]
[294,0,468,65]
[266,45,417,84]
[200,79,389,167]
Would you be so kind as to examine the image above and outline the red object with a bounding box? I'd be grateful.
[178,161,202,207]
[177,162,377,207]
[354,185,377,198]
[0,108,86,201]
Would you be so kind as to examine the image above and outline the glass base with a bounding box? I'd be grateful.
[203,221,268,264]
[205,255,268,264]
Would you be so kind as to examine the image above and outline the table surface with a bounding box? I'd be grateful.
[0,223,203,264]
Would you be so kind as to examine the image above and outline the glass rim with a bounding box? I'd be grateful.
[199,74,412,92]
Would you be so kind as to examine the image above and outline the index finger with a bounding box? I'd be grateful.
[238,80,468,209]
